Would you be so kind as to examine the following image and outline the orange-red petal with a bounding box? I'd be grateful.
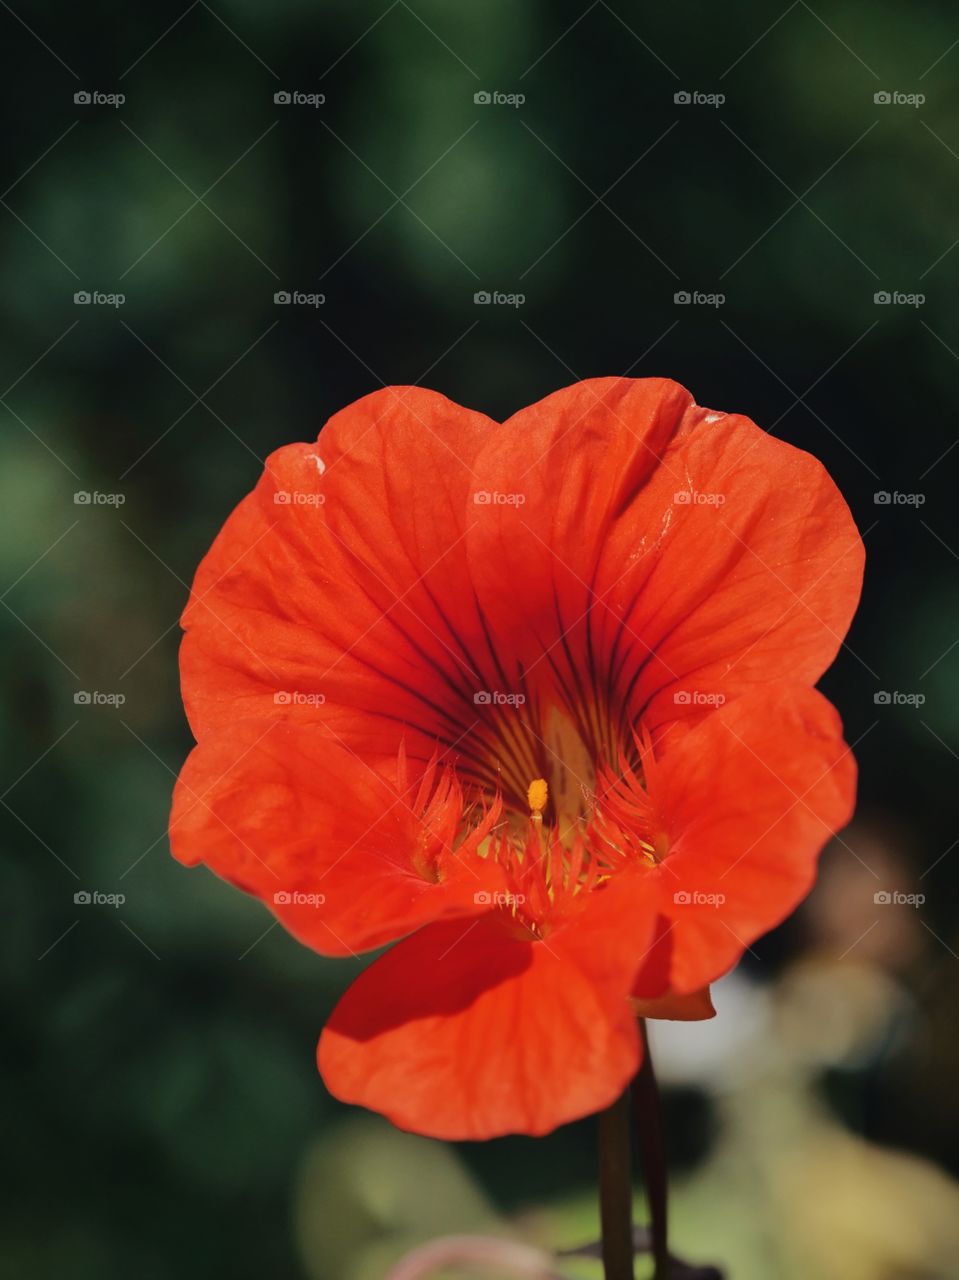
[180,387,497,765]
[318,876,655,1139]
[179,378,862,782]
[634,684,857,996]
[170,720,505,956]
[467,378,863,745]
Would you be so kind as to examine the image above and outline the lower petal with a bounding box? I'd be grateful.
[318,883,654,1139]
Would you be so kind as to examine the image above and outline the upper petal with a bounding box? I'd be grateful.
[606,409,865,738]
[466,377,692,727]
[466,378,863,745]
[178,379,862,803]
[180,387,499,766]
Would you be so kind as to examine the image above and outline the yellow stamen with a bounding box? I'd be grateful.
[527,777,548,820]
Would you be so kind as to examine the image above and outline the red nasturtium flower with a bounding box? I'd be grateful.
[170,377,863,1140]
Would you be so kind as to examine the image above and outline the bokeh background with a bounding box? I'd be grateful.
[3,2,959,1278]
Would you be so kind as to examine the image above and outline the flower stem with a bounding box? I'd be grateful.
[597,1087,634,1280]
[633,1020,669,1280]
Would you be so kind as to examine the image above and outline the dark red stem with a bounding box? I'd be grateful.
[634,1020,669,1279]
[598,1087,634,1280]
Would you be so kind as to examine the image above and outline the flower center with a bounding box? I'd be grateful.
[408,704,662,938]
[480,758,659,939]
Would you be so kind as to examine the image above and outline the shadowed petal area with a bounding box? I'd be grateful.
[319,877,655,1140]
[170,721,504,957]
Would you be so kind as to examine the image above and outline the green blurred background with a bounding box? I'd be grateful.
[3,3,959,1277]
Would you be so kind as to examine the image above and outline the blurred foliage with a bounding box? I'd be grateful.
[3,1,959,1277]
